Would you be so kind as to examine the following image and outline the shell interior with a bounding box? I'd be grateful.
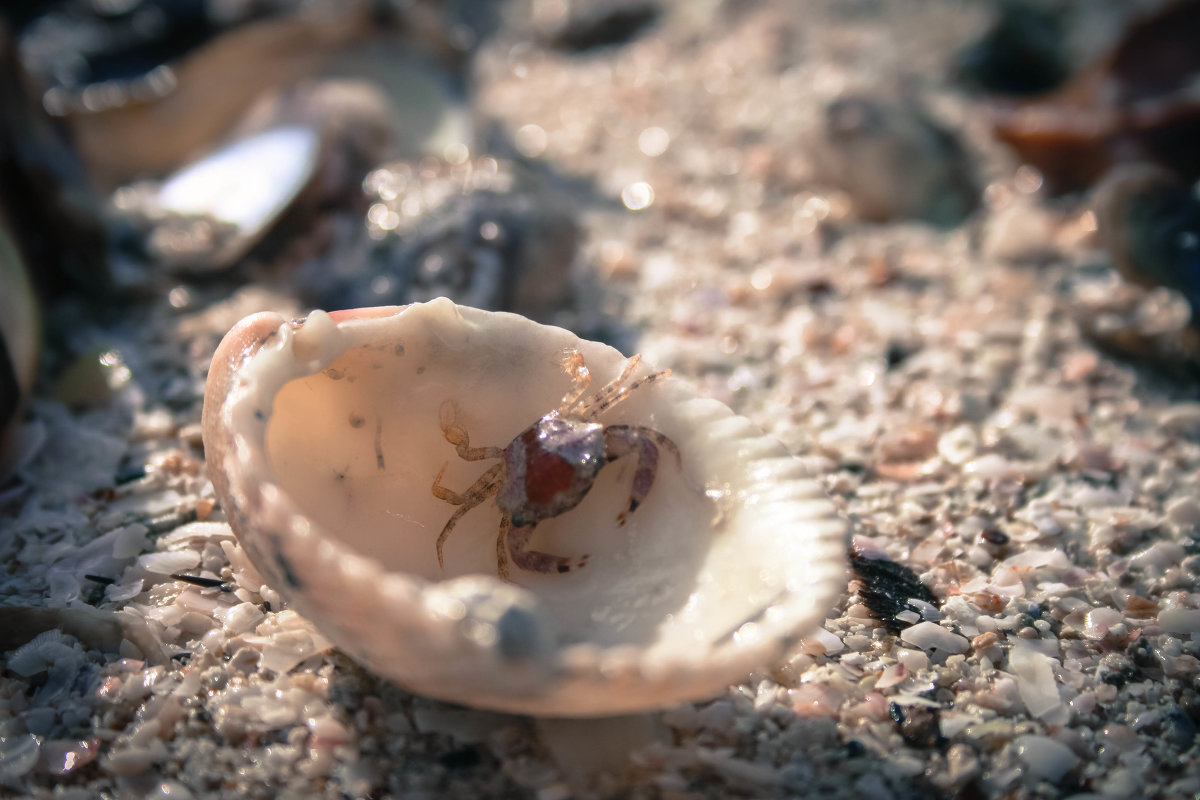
[208,300,847,715]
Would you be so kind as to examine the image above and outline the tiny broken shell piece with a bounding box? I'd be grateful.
[202,299,847,716]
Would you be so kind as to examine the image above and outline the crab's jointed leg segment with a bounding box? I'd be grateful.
[431,463,467,505]
[439,400,504,462]
[584,364,672,420]
[433,462,504,569]
[604,425,682,519]
[556,350,594,415]
[495,515,512,580]
[578,355,640,417]
[506,523,590,575]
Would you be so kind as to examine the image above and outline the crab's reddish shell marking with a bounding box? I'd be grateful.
[522,431,576,505]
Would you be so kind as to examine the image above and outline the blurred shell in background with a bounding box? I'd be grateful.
[113,125,323,273]
[17,0,476,191]
[990,0,1200,194]
[298,157,580,317]
[813,95,979,227]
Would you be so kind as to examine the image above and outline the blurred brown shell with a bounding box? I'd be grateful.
[990,0,1200,194]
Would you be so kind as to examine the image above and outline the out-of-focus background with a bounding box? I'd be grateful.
[2,1,1199,798]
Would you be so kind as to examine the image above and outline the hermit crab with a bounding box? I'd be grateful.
[202,300,847,715]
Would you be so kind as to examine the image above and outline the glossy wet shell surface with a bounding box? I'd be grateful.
[202,299,847,715]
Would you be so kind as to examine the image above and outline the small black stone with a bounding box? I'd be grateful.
[980,528,1009,545]
[114,461,147,485]
[439,745,482,770]
[895,705,942,749]
[884,340,915,369]
[542,1,660,52]
[1097,653,1143,688]
[1160,705,1197,751]
[955,0,1069,96]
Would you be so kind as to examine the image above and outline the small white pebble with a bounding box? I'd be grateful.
[152,781,195,799]
[1160,403,1200,435]
[906,598,941,622]
[1070,692,1097,715]
[697,701,736,733]
[982,201,1056,262]
[1100,768,1140,798]
[0,733,39,779]
[1127,541,1186,575]
[875,663,908,689]
[111,523,151,558]
[1084,607,1123,640]
[843,634,872,652]
[963,454,1015,480]
[306,714,352,743]
[137,550,201,575]
[1166,496,1200,528]
[1158,607,1200,635]
[215,602,266,635]
[1009,641,1064,722]
[899,622,969,655]
[103,744,164,776]
[896,648,929,671]
[936,424,974,462]
[802,627,845,655]
[1014,735,1079,782]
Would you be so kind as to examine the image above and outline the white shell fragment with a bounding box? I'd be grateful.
[202,300,847,715]
[147,126,320,271]
[158,127,318,231]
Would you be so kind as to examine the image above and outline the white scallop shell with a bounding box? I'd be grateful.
[202,299,846,716]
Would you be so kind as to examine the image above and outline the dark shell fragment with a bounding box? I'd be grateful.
[849,543,939,634]
[990,0,1200,193]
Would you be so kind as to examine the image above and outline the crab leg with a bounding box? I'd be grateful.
[584,365,672,420]
[433,462,504,568]
[506,523,590,575]
[604,426,681,518]
[577,355,640,417]
[555,350,594,415]
[495,515,512,580]
[439,401,503,461]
